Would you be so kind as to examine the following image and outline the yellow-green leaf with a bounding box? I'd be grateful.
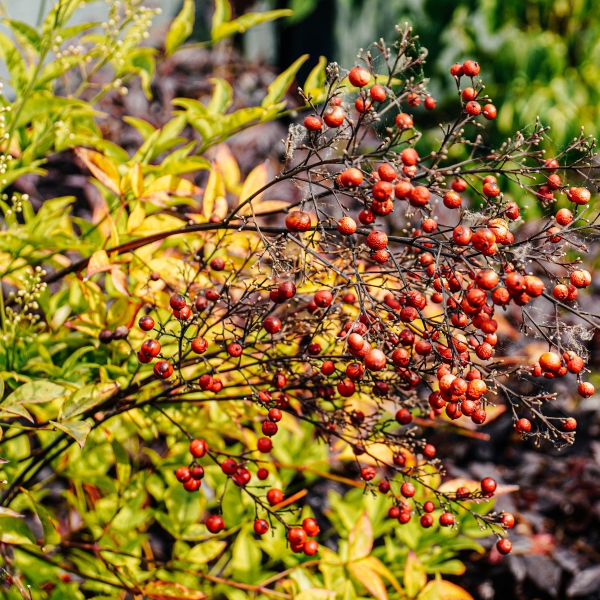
[143,175,201,198]
[165,0,195,56]
[359,556,403,595]
[211,0,232,33]
[212,9,293,44]
[237,162,269,215]
[202,167,225,219]
[60,382,120,420]
[349,560,388,600]
[207,78,233,114]
[296,591,336,600]
[76,148,121,195]
[50,420,93,449]
[20,489,60,546]
[143,581,207,600]
[261,53,309,108]
[404,551,427,599]
[0,516,36,545]
[304,55,328,102]
[348,511,373,561]
[214,144,241,194]
[418,575,474,600]
[127,201,146,233]
[85,249,112,279]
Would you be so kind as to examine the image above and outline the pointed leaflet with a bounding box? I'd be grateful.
[60,382,120,421]
[85,249,112,279]
[142,175,202,198]
[76,148,121,195]
[404,551,427,598]
[0,516,36,545]
[142,581,207,600]
[214,144,241,193]
[261,54,309,108]
[211,0,232,33]
[348,511,373,561]
[202,167,225,219]
[348,559,388,600]
[165,0,195,56]
[304,55,328,103]
[359,556,403,595]
[237,162,269,216]
[50,420,92,449]
[418,575,474,600]
[212,9,293,44]
[20,489,61,546]
[296,591,336,600]
[3,381,66,405]
[207,78,233,114]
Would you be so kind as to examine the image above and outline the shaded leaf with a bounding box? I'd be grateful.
[165,0,195,56]
[60,382,120,420]
[0,516,36,545]
[50,420,93,449]
[142,175,202,198]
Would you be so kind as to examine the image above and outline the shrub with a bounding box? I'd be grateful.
[0,1,598,598]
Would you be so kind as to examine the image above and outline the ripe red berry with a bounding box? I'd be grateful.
[395,113,414,129]
[324,105,345,128]
[443,191,462,209]
[206,515,225,534]
[227,342,243,357]
[465,101,481,116]
[348,66,371,87]
[450,63,464,77]
[366,230,388,251]
[153,360,173,379]
[420,514,434,528]
[339,167,364,187]
[401,147,419,166]
[285,210,312,232]
[138,315,154,331]
[337,216,357,235]
[501,513,515,528]
[423,444,436,459]
[176,466,191,483]
[462,60,480,77]
[354,97,372,112]
[496,539,512,555]
[257,468,269,480]
[570,269,592,288]
[482,104,497,120]
[568,187,591,205]
[361,466,377,481]
[424,96,436,110]
[440,512,455,527]
[379,480,391,494]
[481,477,497,496]
[303,540,319,555]
[401,482,415,498]
[388,506,401,519]
[453,225,472,246]
[183,478,201,492]
[257,437,273,453]
[254,519,269,535]
[190,439,208,458]
[396,408,412,425]
[141,339,161,358]
[370,84,386,102]
[190,465,204,480]
[578,382,594,398]
[423,501,435,513]
[562,417,577,431]
[262,421,278,437]
[304,115,323,131]
[221,458,238,475]
[210,257,225,271]
[191,337,208,354]
[263,317,282,335]
[267,488,284,505]
[407,92,420,106]
[170,294,186,310]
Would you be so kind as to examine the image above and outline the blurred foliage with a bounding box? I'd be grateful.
[274,0,600,149]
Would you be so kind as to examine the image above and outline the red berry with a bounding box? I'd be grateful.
[262,421,278,437]
[190,439,208,458]
[465,101,481,116]
[324,105,345,128]
[221,458,238,475]
[395,113,414,129]
[496,539,512,555]
[481,477,497,496]
[348,66,371,87]
[183,478,201,492]
[191,337,208,354]
[401,482,415,498]
[303,540,319,555]
[424,96,436,110]
[562,417,577,431]
[337,216,357,236]
[176,466,191,483]
[440,512,455,527]
[267,488,284,505]
[304,115,323,131]
[379,480,391,494]
[257,468,269,480]
[210,257,225,271]
[423,501,435,513]
[501,513,515,528]
[401,147,419,166]
[254,519,269,535]
[206,515,225,534]
[462,60,480,77]
[370,84,386,102]
[420,514,434,528]
[396,408,412,425]
[170,294,186,310]
[515,418,531,433]
[339,168,363,187]
[263,317,282,335]
[366,230,388,251]
[154,360,173,379]
[285,211,312,232]
[288,527,307,545]
[139,315,154,331]
[227,342,243,357]
[482,104,497,120]
[361,466,377,481]
[190,465,204,480]
[257,437,273,453]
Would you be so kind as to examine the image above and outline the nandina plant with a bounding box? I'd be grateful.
[0,1,599,598]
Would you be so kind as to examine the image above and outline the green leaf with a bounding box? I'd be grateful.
[296,591,336,600]
[183,540,227,564]
[207,78,233,114]
[142,581,207,600]
[123,116,156,141]
[404,551,427,599]
[417,574,474,600]
[3,381,67,405]
[20,489,61,546]
[111,438,131,488]
[348,511,373,561]
[60,382,120,420]
[50,420,92,449]
[304,55,328,102]
[0,516,36,545]
[0,31,28,93]
[212,9,294,44]
[261,53,309,108]
[211,0,232,33]
[165,0,195,56]
[5,20,41,56]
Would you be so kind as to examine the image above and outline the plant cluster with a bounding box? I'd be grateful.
[0,1,598,599]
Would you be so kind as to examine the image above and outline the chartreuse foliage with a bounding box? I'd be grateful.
[0,1,492,598]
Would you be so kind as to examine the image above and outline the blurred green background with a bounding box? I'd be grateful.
[194,0,600,150]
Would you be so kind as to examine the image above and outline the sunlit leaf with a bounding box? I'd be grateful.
[349,559,388,600]
[418,575,474,600]
[165,0,195,56]
[76,148,121,195]
[404,551,427,598]
[348,511,373,560]
[142,581,207,600]
[212,9,294,44]
[262,53,309,108]
[49,420,92,449]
